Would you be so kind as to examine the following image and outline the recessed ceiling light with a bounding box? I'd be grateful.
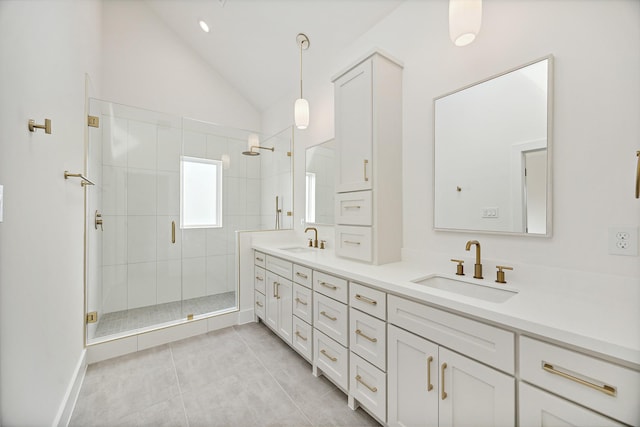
[199,20,210,33]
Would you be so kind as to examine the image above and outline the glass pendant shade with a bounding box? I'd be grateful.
[449,0,482,47]
[295,98,309,130]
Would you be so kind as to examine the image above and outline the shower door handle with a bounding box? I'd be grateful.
[171,221,176,244]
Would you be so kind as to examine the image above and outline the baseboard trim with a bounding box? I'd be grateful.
[53,349,87,427]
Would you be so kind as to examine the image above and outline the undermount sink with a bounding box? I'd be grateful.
[279,246,316,253]
[412,275,517,303]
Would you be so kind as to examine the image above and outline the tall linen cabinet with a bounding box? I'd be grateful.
[332,51,403,265]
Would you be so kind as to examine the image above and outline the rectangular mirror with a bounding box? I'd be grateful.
[434,56,553,236]
[305,139,335,225]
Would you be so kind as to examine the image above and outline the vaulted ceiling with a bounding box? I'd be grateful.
[145,0,404,112]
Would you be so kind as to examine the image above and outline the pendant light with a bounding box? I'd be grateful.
[294,33,310,130]
[449,0,482,47]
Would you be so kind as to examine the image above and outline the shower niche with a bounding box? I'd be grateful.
[85,99,292,344]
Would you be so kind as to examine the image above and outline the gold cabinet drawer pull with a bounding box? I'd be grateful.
[427,356,434,391]
[441,363,448,400]
[344,240,361,245]
[255,301,263,308]
[355,375,378,393]
[273,281,280,298]
[295,272,308,279]
[255,276,264,281]
[542,363,617,396]
[255,256,264,262]
[355,294,377,305]
[320,311,337,321]
[635,150,639,199]
[320,349,337,362]
[344,205,362,209]
[295,330,308,341]
[295,297,308,306]
[171,221,176,244]
[355,329,377,343]
[363,159,369,182]
[319,281,337,290]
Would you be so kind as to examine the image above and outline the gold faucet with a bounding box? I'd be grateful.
[465,240,483,279]
[305,227,318,248]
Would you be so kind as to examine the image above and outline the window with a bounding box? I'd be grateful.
[180,156,222,228]
[305,172,316,223]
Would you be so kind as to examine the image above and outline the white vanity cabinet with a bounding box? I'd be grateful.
[253,253,266,320]
[257,253,294,345]
[519,336,640,426]
[388,324,515,427]
[332,51,403,265]
[312,270,350,391]
[519,382,626,427]
[292,263,313,361]
[387,295,516,427]
[348,282,388,423]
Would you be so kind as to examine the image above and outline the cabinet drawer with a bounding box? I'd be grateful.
[314,329,348,391]
[350,352,386,423]
[292,316,312,362]
[335,190,372,226]
[254,251,266,268]
[314,270,348,303]
[314,292,348,346]
[388,295,514,374]
[349,282,386,320]
[293,264,312,288]
[335,225,372,263]
[254,266,266,294]
[254,291,265,320]
[519,382,625,427]
[293,283,312,324]
[350,308,386,371]
[520,336,640,426]
[266,255,292,279]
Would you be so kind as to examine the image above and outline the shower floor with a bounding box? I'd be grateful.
[93,292,236,339]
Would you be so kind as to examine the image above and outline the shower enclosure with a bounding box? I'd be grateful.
[85,99,292,344]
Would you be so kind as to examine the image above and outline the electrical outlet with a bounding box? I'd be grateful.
[608,226,638,256]
[482,207,499,218]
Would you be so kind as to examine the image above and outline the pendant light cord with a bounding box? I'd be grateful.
[299,41,303,98]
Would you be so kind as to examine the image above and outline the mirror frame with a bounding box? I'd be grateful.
[433,55,554,237]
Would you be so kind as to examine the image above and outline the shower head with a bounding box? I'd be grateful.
[242,145,274,156]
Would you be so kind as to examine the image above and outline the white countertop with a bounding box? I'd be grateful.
[252,242,640,369]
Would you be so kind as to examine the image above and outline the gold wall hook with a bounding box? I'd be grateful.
[28,118,51,134]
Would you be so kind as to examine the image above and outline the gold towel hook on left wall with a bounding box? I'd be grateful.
[28,118,51,134]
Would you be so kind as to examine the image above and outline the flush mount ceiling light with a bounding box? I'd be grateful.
[294,33,310,130]
[449,0,482,47]
[199,20,210,33]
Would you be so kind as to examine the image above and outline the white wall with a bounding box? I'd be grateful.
[101,0,261,131]
[0,1,102,425]
[267,0,640,279]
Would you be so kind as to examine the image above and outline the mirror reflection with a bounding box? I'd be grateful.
[434,57,552,235]
[305,139,335,225]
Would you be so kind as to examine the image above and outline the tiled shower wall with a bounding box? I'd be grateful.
[99,115,261,314]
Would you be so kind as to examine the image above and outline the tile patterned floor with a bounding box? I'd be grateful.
[94,292,237,339]
[71,322,381,427]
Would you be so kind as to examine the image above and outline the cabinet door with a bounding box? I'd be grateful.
[335,59,373,193]
[276,278,293,345]
[519,382,625,427]
[265,272,279,331]
[388,325,439,427]
[438,347,515,427]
